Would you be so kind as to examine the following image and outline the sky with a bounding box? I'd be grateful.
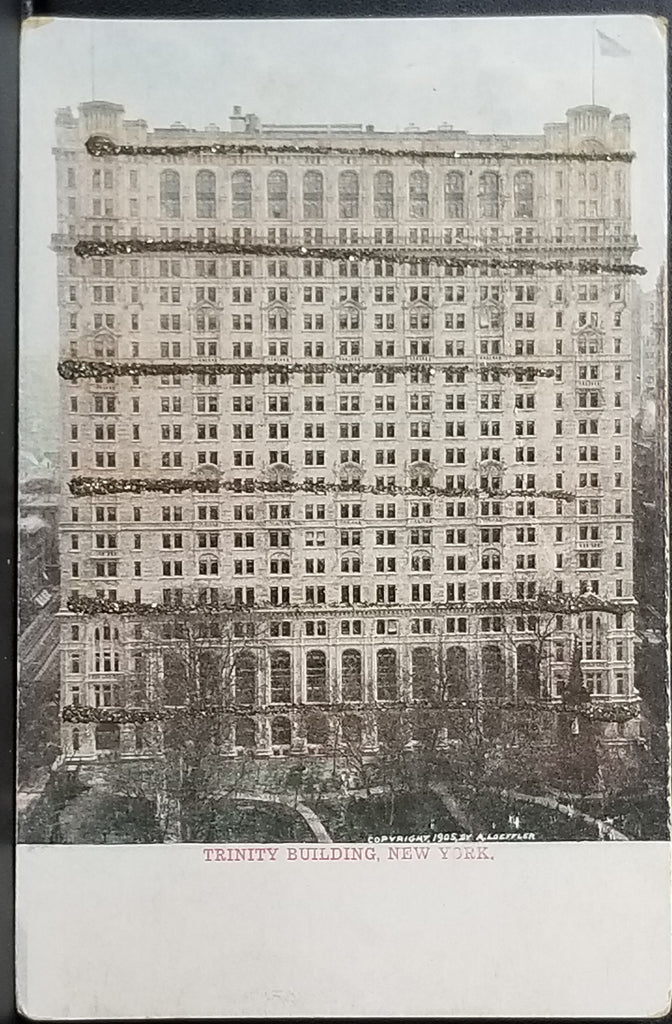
[19,15,667,457]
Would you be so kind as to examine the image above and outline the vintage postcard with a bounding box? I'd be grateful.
[16,13,670,1018]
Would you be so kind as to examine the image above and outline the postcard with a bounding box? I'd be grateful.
[16,14,670,1018]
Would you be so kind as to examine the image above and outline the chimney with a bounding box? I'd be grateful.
[230,105,247,133]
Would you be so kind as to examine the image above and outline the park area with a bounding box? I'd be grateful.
[19,764,661,844]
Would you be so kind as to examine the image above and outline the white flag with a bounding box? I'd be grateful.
[596,29,631,57]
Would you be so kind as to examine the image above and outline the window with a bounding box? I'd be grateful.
[376,649,397,701]
[159,170,180,218]
[270,650,291,703]
[342,649,362,701]
[231,651,256,706]
[339,171,359,218]
[445,171,465,218]
[232,170,252,218]
[411,647,436,699]
[478,172,500,218]
[269,716,290,748]
[373,170,394,218]
[306,650,327,702]
[268,170,288,218]
[513,171,534,218]
[95,723,120,751]
[301,170,324,219]
[409,170,429,219]
[195,170,216,218]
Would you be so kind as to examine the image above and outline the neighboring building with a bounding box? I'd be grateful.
[19,515,50,629]
[651,266,667,512]
[632,264,667,638]
[636,266,666,435]
[53,100,640,761]
[19,474,60,630]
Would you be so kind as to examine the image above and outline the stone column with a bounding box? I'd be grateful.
[290,709,307,755]
[293,643,304,704]
[257,648,270,706]
[220,720,236,758]
[119,723,135,756]
[399,643,413,701]
[362,709,378,754]
[256,714,272,757]
[503,638,517,701]
[328,641,341,703]
[363,639,377,703]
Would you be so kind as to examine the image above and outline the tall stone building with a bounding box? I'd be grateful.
[53,100,641,762]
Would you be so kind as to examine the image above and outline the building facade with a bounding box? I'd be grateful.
[53,100,641,761]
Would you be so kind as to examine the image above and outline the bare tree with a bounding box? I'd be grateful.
[121,599,269,839]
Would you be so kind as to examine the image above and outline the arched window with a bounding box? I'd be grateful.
[411,646,436,699]
[198,650,221,702]
[513,171,534,219]
[232,170,252,218]
[306,712,329,747]
[409,307,431,330]
[270,650,291,703]
[306,649,327,702]
[163,651,188,705]
[478,172,500,218]
[269,555,290,575]
[159,169,181,218]
[267,306,289,332]
[373,170,394,218]
[444,645,468,699]
[194,305,219,334]
[234,651,256,706]
[235,716,256,749]
[445,171,465,218]
[195,170,216,218]
[271,716,291,747]
[517,642,539,698]
[481,550,501,570]
[339,171,359,218]
[341,649,362,702]
[268,170,288,219]
[409,170,429,219]
[135,725,144,752]
[92,333,116,359]
[303,171,324,219]
[72,728,80,753]
[479,302,502,330]
[482,643,505,698]
[411,552,432,573]
[376,648,397,701]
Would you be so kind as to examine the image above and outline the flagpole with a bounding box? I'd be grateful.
[591,26,596,105]
[90,22,96,101]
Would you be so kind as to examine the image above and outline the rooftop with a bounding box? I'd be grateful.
[55,101,632,155]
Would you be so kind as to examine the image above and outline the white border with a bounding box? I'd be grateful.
[16,842,672,1019]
